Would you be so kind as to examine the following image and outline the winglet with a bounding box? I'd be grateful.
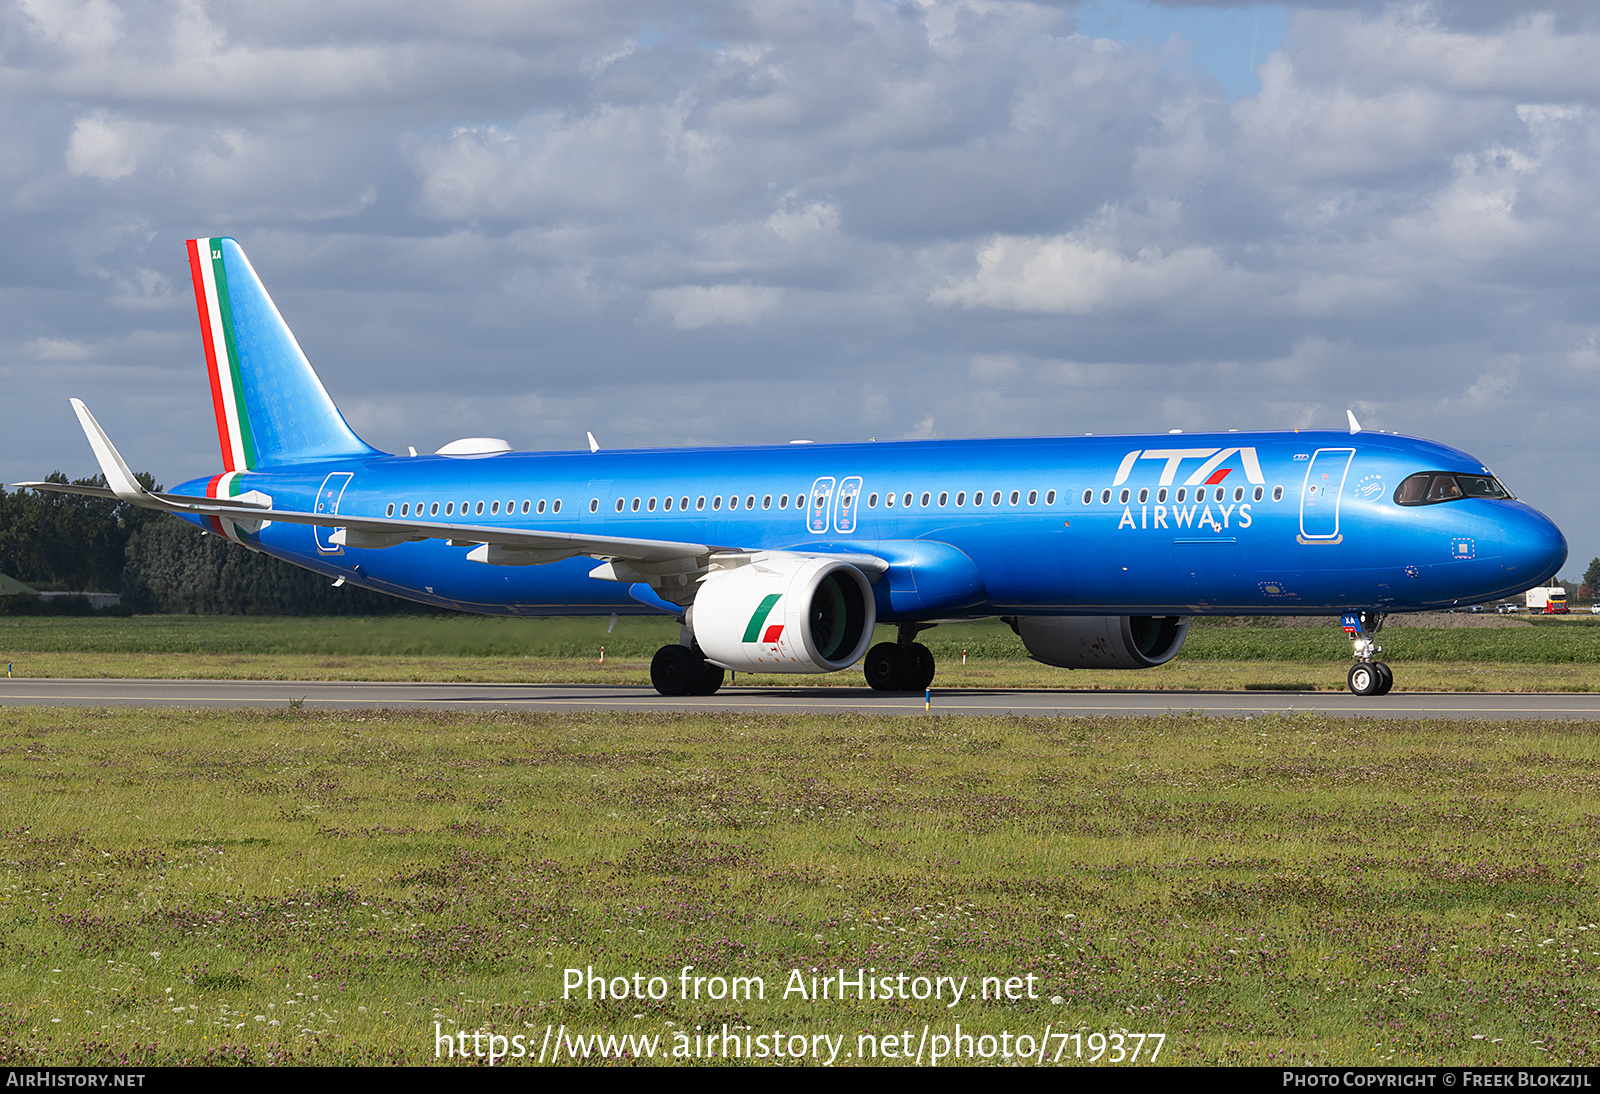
[1347,409,1361,434]
[69,399,155,504]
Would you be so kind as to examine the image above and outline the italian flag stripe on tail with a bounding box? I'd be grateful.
[187,238,257,472]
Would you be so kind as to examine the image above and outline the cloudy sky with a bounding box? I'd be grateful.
[4,0,1600,577]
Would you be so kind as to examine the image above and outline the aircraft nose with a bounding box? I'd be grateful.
[1500,504,1567,588]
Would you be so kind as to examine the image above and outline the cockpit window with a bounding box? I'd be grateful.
[1394,472,1513,506]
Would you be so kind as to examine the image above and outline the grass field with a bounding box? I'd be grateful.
[2,706,1598,1067]
[7,614,1600,691]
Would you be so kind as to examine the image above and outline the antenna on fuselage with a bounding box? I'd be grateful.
[587,431,600,453]
[1347,410,1362,434]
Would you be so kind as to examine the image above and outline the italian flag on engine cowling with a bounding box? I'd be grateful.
[187,238,257,472]
[743,594,784,644]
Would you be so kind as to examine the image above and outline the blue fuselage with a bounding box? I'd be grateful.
[170,430,1566,619]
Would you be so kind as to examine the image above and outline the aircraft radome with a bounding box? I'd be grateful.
[15,239,1567,697]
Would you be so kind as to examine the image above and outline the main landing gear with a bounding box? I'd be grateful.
[650,640,724,697]
[1342,610,1393,696]
[863,624,937,692]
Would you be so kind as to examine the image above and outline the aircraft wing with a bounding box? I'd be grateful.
[16,401,889,581]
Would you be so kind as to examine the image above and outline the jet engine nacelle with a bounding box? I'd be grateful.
[1007,615,1189,669]
[693,555,876,673]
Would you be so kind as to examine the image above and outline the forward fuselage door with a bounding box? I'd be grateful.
[314,472,354,554]
[807,477,836,534]
[834,476,862,534]
[1299,448,1355,543]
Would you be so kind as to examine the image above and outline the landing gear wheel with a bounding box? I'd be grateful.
[1348,662,1382,696]
[1373,662,1393,696]
[905,642,936,691]
[651,645,702,697]
[690,660,725,696]
[864,642,908,691]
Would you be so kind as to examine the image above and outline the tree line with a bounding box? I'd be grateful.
[0,474,429,615]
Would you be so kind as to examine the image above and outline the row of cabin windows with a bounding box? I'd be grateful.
[597,489,1064,514]
[604,492,799,514]
[1086,484,1284,506]
[865,489,1057,509]
[386,485,1296,522]
[386,498,562,518]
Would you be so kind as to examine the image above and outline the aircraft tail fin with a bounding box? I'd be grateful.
[186,237,381,470]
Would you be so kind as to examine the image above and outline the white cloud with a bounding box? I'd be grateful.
[649,284,784,329]
[933,233,1248,315]
[24,336,94,360]
[64,112,163,180]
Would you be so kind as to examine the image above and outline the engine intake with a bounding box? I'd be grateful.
[1007,615,1189,669]
[693,556,876,673]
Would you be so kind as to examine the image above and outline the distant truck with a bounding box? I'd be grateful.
[1526,586,1569,614]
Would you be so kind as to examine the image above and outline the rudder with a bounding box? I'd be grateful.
[187,238,381,469]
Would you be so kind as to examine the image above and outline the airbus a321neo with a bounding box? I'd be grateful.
[17,239,1567,696]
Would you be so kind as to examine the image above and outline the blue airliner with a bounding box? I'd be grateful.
[18,238,1567,697]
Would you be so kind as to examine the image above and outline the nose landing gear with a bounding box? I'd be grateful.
[1342,611,1393,696]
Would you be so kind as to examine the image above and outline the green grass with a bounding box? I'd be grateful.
[8,613,1600,663]
[2,707,1598,1066]
[12,614,1600,691]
